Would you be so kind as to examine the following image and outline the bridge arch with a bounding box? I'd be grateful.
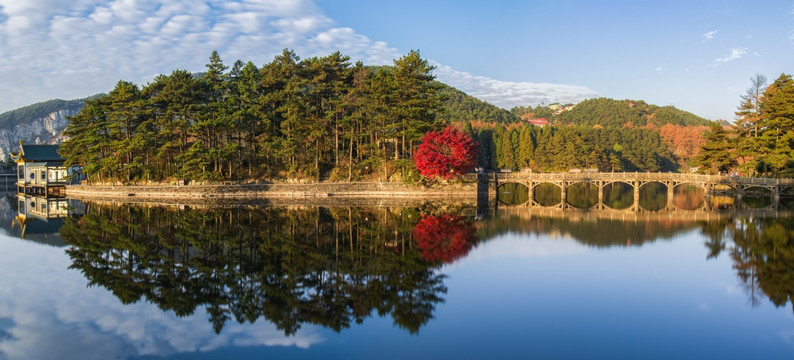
[670,181,707,193]
[742,185,773,196]
[486,171,793,210]
[602,180,635,190]
[638,180,670,191]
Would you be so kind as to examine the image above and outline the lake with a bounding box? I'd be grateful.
[1,187,793,359]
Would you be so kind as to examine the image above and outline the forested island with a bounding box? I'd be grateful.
[58,49,724,185]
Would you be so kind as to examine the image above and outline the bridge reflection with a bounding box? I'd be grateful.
[486,204,793,223]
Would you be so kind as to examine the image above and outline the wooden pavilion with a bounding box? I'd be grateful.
[10,141,68,198]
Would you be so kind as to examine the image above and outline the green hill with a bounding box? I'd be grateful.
[436,84,519,123]
[552,98,711,127]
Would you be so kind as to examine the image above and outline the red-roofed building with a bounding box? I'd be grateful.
[528,118,548,126]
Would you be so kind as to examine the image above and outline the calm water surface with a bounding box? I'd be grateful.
[1,190,793,359]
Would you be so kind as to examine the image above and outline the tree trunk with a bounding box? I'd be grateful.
[349,132,354,181]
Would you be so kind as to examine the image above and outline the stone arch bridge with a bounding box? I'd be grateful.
[476,172,794,210]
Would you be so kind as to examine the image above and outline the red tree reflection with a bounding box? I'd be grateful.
[413,214,477,264]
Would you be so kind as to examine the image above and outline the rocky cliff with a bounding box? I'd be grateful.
[0,108,78,160]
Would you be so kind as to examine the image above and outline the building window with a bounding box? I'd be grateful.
[18,166,23,179]
[41,171,46,181]
[29,172,34,180]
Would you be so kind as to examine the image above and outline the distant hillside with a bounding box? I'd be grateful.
[0,99,85,130]
[437,84,520,123]
[552,98,711,127]
[0,96,102,160]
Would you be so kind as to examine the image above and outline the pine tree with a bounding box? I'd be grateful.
[391,50,444,159]
[694,123,736,174]
[759,74,794,175]
[517,125,535,169]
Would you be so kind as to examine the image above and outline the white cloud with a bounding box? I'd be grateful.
[701,30,718,42]
[0,0,339,112]
[0,235,325,360]
[0,0,596,114]
[433,62,599,109]
[715,48,747,63]
[708,48,748,68]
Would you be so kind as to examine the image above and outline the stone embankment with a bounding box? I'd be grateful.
[65,182,484,206]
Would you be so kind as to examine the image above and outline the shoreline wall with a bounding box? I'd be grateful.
[65,181,490,202]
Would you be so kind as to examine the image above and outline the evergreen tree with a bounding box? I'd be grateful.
[517,125,535,169]
[759,74,794,175]
[694,123,736,174]
[391,50,444,159]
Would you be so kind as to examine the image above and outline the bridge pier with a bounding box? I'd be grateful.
[560,182,567,209]
[527,181,534,207]
[597,181,604,208]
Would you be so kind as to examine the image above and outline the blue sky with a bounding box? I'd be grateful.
[0,0,791,120]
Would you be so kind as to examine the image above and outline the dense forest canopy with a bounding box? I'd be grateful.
[467,122,678,172]
[61,49,454,183]
[59,49,721,183]
[59,49,536,184]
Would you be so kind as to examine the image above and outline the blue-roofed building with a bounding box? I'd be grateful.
[10,140,68,198]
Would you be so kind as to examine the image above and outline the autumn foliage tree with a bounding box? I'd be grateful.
[413,126,478,179]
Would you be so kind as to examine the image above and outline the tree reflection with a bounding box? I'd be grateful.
[413,214,477,263]
[698,215,794,311]
[699,218,732,260]
[61,204,462,335]
[720,217,794,311]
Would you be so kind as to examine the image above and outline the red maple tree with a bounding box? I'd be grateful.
[413,214,477,264]
[413,126,478,179]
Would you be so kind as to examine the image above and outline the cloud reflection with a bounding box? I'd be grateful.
[446,233,587,269]
[0,235,324,360]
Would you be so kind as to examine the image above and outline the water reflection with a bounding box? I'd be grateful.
[497,183,529,206]
[5,195,794,359]
[56,200,794,327]
[603,182,633,210]
[720,217,794,312]
[672,184,705,210]
[414,214,477,263]
[1,195,84,246]
[742,196,773,209]
[533,183,561,206]
[565,183,598,208]
[60,204,470,335]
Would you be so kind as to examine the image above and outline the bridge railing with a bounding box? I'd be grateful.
[479,171,794,186]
